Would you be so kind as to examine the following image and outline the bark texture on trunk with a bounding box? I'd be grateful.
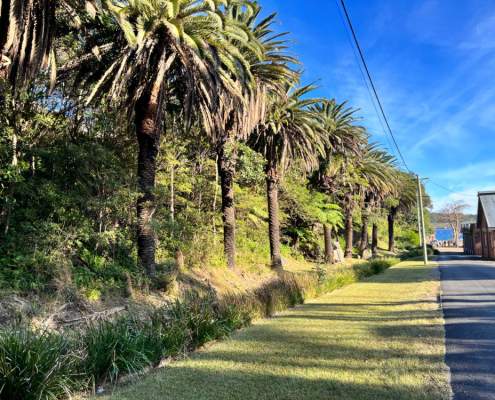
[359,210,369,256]
[371,223,378,257]
[135,103,159,277]
[217,136,237,269]
[388,207,397,252]
[344,207,353,259]
[134,51,167,277]
[324,224,334,264]
[266,164,282,269]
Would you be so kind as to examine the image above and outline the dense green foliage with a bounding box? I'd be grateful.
[0,0,428,297]
[0,328,82,400]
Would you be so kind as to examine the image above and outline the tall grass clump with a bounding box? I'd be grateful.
[152,291,237,357]
[253,274,307,317]
[356,257,399,277]
[0,327,81,400]
[81,317,162,385]
[401,246,438,259]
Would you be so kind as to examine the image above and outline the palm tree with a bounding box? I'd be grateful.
[1,0,54,86]
[0,0,92,89]
[371,215,380,257]
[83,0,258,276]
[213,4,296,269]
[320,141,397,259]
[311,99,365,262]
[356,145,397,257]
[249,84,324,269]
[385,172,418,252]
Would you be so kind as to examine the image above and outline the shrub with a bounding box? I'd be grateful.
[356,257,400,277]
[0,327,81,400]
[253,274,307,317]
[217,294,256,330]
[401,247,437,259]
[152,291,233,357]
[81,317,162,385]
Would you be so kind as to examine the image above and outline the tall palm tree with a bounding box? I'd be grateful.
[385,172,418,252]
[83,0,258,276]
[213,4,296,269]
[311,99,365,262]
[356,145,397,256]
[320,141,397,259]
[249,84,324,269]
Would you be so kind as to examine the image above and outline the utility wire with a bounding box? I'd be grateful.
[336,1,478,204]
[334,0,396,156]
[339,0,411,172]
[428,181,478,198]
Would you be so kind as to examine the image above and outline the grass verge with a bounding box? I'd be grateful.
[98,260,451,400]
[0,258,400,399]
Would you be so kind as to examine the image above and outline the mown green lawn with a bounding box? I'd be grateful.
[98,261,451,400]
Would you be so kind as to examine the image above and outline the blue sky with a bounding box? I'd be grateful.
[260,0,495,213]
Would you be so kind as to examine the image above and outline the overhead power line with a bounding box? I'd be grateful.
[428,181,478,199]
[338,0,411,172]
[335,2,477,212]
[334,0,396,156]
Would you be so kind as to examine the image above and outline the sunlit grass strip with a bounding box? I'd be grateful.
[98,260,450,400]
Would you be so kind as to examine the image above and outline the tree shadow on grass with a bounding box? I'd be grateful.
[110,362,446,400]
[105,310,448,400]
[276,306,440,323]
[103,261,450,400]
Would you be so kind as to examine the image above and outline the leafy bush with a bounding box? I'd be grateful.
[359,258,400,276]
[81,317,162,385]
[153,291,233,356]
[400,247,437,259]
[0,327,81,400]
[217,294,256,330]
[396,229,421,250]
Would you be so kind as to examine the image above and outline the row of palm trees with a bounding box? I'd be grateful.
[1,0,420,275]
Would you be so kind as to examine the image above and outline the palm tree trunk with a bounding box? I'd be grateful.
[344,206,353,259]
[134,51,167,277]
[324,224,334,264]
[388,207,397,252]
[135,113,159,277]
[217,135,237,269]
[371,223,378,257]
[359,211,369,256]
[266,164,282,269]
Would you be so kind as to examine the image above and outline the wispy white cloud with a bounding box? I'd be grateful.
[432,160,495,181]
[429,184,491,214]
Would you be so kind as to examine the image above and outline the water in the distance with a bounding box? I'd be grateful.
[435,227,459,241]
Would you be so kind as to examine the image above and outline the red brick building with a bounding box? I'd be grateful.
[463,191,495,258]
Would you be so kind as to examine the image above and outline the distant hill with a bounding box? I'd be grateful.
[430,212,477,228]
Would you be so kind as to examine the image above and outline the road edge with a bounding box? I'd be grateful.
[433,257,454,400]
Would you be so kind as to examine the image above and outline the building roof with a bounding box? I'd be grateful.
[478,192,495,229]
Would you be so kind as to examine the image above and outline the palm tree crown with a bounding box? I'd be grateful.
[250,84,325,175]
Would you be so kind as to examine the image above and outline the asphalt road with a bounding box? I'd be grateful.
[440,253,495,400]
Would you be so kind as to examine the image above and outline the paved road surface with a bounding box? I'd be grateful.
[440,254,495,400]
